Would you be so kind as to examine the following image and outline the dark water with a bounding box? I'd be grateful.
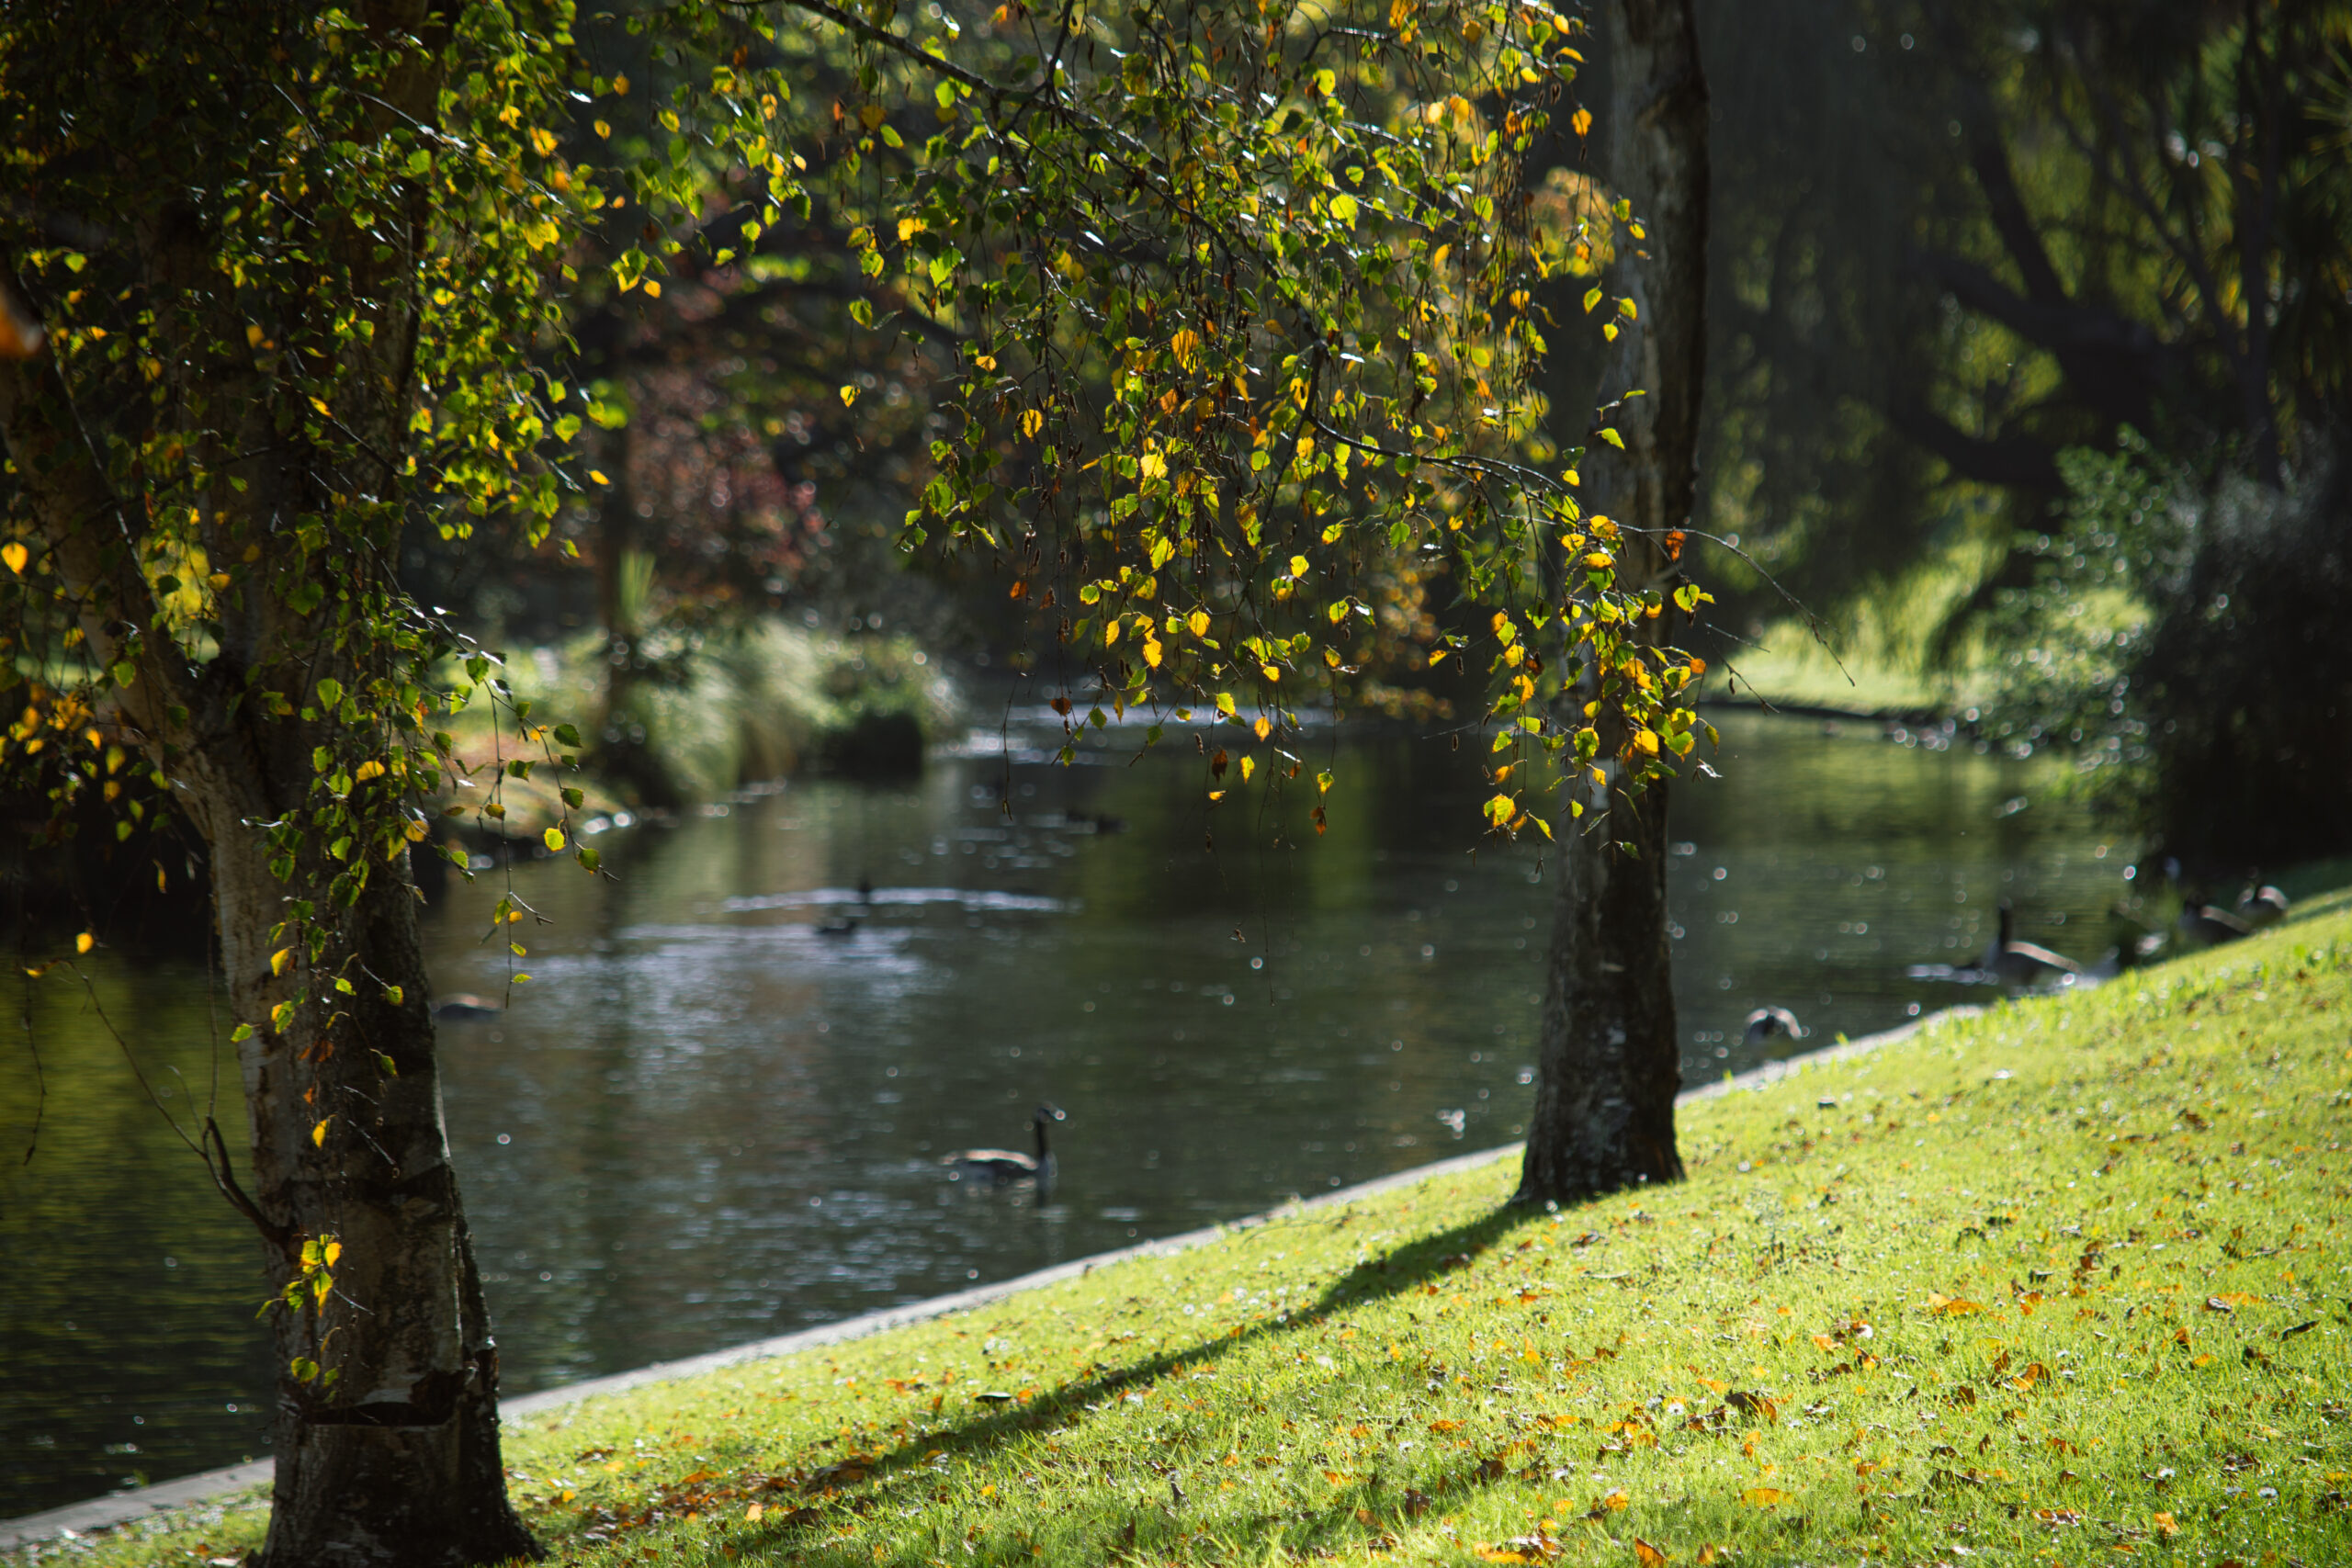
[0,710,2142,1516]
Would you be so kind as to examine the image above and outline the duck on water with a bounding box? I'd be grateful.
[1907,899,2083,988]
[944,1104,1066,1186]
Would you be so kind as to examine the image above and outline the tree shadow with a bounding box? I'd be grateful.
[555,1197,1565,1562]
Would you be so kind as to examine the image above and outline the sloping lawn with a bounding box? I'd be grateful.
[24,897,2352,1568]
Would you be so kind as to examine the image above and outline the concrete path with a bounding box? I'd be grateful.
[0,1006,1968,1549]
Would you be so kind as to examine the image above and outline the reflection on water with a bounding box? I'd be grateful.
[0,711,2140,1514]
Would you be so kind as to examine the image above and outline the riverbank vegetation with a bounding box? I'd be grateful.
[435,623,962,835]
[32,893,2351,1568]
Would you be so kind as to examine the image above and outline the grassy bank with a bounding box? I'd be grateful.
[22,902,2352,1567]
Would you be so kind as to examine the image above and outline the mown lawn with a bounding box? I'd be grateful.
[24,897,2352,1568]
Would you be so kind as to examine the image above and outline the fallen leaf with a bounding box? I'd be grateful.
[1634,1539,1669,1566]
[1741,1486,1786,1507]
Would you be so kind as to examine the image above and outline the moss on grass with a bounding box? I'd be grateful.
[26,899,2352,1567]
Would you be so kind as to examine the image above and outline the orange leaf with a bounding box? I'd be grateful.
[1634,1540,1669,1567]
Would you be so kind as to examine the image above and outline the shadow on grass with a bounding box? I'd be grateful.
[555,1193,1589,1562]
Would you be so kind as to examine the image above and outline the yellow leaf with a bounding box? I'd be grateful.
[0,542,27,575]
[1238,755,1256,783]
[322,1240,342,1266]
[1634,1540,1668,1568]
[1020,407,1045,439]
[1599,1488,1629,1511]
[1572,107,1594,137]
[1143,636,1164,669]
[1215,692,1237,717]
[271,947,294,976]
[74,931,94,954]
[1329,192,1358,227]
[1139,451,1168,479]
[1189,611,1211,637]
[311,1118,330,1148]
[840,384,860,407]
[589,469,610,486]
[1742,1486,1786,1507]
[544,827,566,852]
[1261,663,1281,682]
[1252,715,1272,741]
[1634,729,1660,756]
[746,1501,764,1523]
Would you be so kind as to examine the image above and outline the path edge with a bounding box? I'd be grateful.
[1,1004,1975,1549]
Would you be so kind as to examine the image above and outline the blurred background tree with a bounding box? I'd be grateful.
[1687,0,2351,870]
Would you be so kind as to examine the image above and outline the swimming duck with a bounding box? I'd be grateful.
[944,1104,1066,1184]
[1740,1006,1806,1049]
[1979,900,2082,986]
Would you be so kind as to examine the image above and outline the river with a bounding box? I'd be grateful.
[0,708,2138,1516]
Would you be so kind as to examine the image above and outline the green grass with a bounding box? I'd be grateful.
[28,900,2352,1568]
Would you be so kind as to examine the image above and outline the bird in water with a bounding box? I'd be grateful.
[943,1104,1066,1186]
[432,994,502,1022]
[1740,1006,1806,1050]
[1976,900,2083,987]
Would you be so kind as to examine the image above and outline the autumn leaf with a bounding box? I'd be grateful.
[75,931,94,954]
[1634,1540,1669,1567]
[1741,1485,1786,1507]
[1,542,27,575]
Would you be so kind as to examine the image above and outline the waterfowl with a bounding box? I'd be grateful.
[2177,902,2253,947]
[1740,1006,1806,1049]
[2072,929,2167,988]
[944,1104,1065,1184]
[1979,900,2083,986]
[2237,885,2290,928]
[816,914,861,937]
[432,994,502,1022]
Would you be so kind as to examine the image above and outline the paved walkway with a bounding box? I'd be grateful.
[1,1007,1965,1549]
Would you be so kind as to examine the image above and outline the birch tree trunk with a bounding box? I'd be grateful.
[1518,0,1710,1204]
[0,330,540,1568]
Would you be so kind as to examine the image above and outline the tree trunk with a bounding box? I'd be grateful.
[209,835,540,1568]
[1518,0,1709,1205]
[0,279,538,1568]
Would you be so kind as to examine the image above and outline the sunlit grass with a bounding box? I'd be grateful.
[27,896,2352,1567]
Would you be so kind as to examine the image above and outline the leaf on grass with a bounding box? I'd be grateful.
[1928,1294,1986,1316]
[1634,1540,1669,1567]
[1741,1485,1786,1507]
